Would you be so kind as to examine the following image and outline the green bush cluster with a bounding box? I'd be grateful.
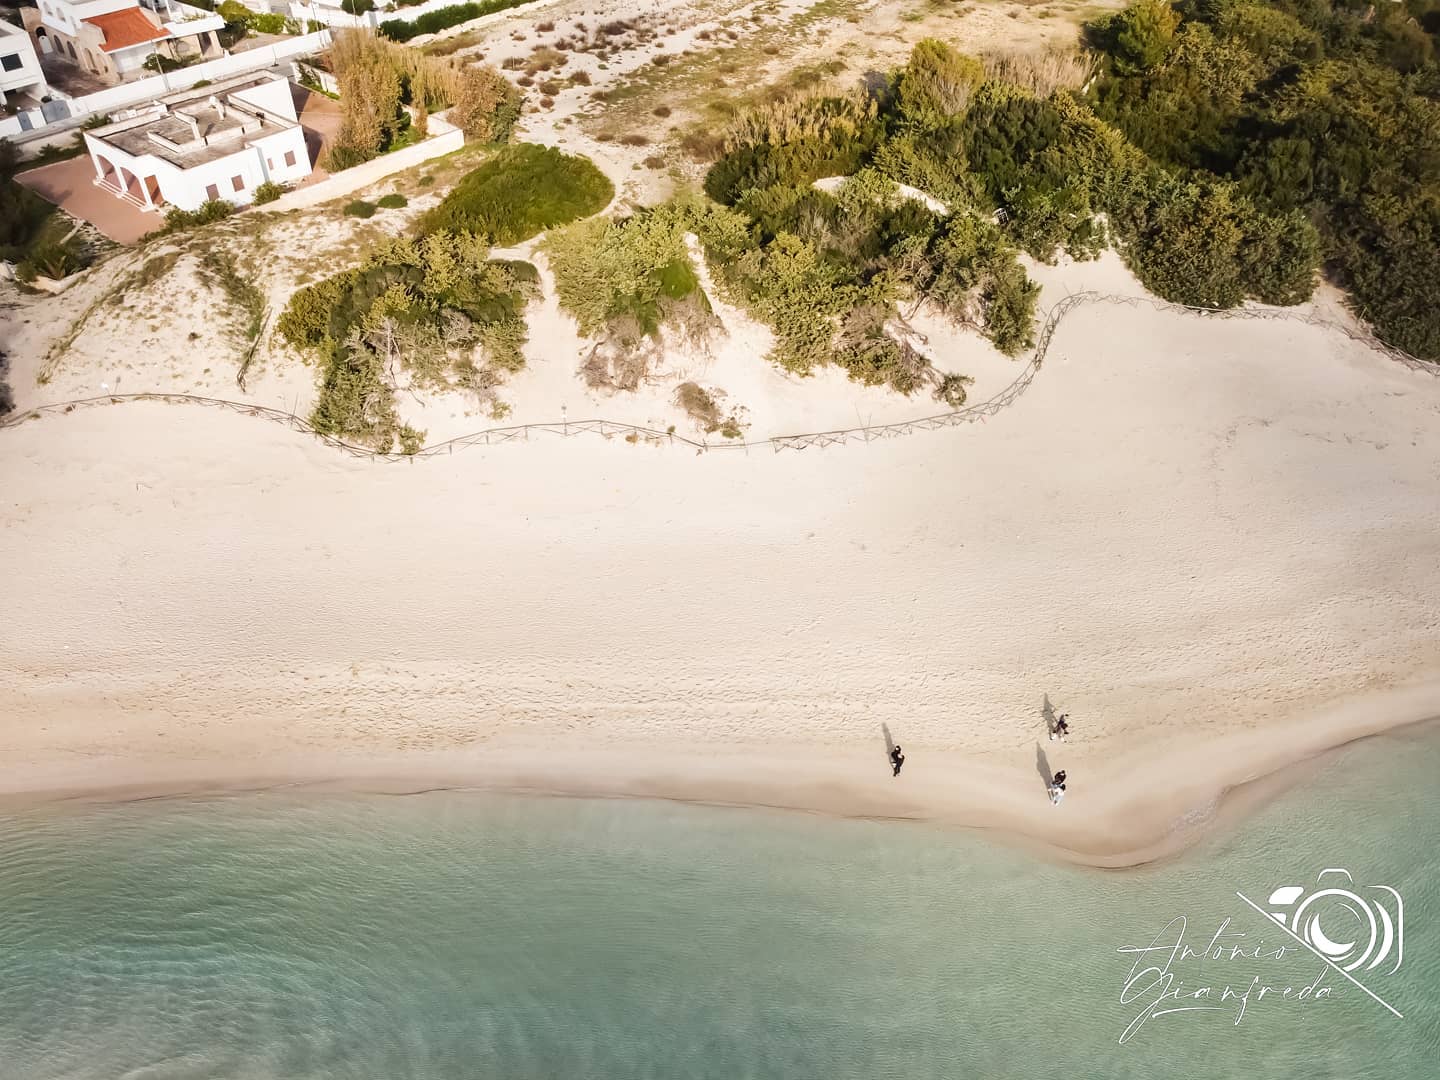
[216,1,298,35]
[1090,0,1440,358]
[420,143,614,245]
[543,203,719,386]
[701,59,1054,396]
[378,0,529,43]
[160,199,235,234]
[344,200,377,218]
[377,193,409,209]
[277,232,538,451]
[0,140,60,268]
[706,28,1343,375]
[252,181,286,205]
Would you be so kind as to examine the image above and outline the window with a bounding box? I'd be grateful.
[205,183,219,201]
[1,53,22,73]
[231,175,244,193]
[283,150,296,168]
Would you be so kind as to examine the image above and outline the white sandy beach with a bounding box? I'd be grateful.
[4,247,1439,865]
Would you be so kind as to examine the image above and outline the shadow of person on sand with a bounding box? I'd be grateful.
[1042,694,1057,737]
[881,723,897,771]
[1035,743,1054,793]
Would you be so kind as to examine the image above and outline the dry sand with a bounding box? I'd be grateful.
[2,0,1435,864]
[3,250,1439,866]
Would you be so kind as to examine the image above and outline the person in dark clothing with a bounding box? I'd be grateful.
[1051,714,1070,742]
[890,744,905,777]
[1048,769,1068,805]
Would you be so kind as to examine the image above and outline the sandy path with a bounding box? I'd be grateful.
[4,258,1439,864]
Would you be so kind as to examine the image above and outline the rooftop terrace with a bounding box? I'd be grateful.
[86,72,300,169]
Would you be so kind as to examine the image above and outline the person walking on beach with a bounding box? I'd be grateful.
[890,744,905,777]
[1048,769,1067,805]
[1050,714,1070,742]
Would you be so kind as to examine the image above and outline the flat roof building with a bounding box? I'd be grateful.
[83,71,312,213]
[22,0,225,88]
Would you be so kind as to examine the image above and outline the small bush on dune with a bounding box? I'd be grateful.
[420,143,613,244]
[544,203,720,390]
[377,193,409,209]
[344,200,377,218]
[279,231,539,451]
[160,199,234,234]
[252,181,286,205]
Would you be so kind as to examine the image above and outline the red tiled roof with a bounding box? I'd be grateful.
[83,9,170,53]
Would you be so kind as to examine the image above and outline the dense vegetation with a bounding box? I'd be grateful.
[420,143,614,244]
[216,2,301,36]
[0,347,12,418]
[323,30,517,170]
[700,51,1051,399]
[279,141,606,446]
[1,139,92,282]
[544,202,720,390]
[1089,0,1440,358]
[278,232,538,451]
[378,0,531,43]
[705,11,1440,376]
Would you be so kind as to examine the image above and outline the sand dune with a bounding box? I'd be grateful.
[3,256,1439,865]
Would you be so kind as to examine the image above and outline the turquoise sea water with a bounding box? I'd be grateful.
[2,728,1438,1080]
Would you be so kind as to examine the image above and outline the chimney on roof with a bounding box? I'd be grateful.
[209,95,225,120]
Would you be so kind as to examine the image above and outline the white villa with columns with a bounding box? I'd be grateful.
[83,71,312,213]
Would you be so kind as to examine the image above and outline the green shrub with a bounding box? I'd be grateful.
[704,95,882,205]
[378,0,530,42]
[544,205,715,342]
[420,143,613,244]
[280,233,538,451]
[344,200,377,218]
[377,193,409,209]
[252,181,286,205]
[160,199,235,234]
[15,238,86,283]
[217,1,290,33]
[895,38,984,129]
[1085,0,1435,353]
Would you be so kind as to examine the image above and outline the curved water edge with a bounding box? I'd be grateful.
[5,291,1435,460]
[9,701,1439,872]
[2,726,1437,1079]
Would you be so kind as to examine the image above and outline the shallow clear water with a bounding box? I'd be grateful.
[2,727,1438,1079]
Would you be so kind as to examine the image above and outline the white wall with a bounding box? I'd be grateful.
[1,31,332,142]
[109,45,155,78]
[286,2,374,30]
[0,23,47,100]
[252,125,311,186]
[36,0,134,35]
[230,74,299,121]
[261,114,462,213]
[61,0,142,20]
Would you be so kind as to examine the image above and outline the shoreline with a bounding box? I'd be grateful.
[5,257,1439,878]
[6,684,1438,869]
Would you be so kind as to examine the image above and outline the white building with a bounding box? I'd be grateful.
[22,0,226,86]
[1,20,50,110]
[83,71,312,213]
